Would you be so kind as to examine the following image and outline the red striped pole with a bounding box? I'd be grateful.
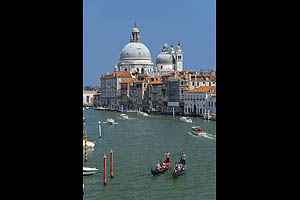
[104,154,107,185]
[110,149,113,178]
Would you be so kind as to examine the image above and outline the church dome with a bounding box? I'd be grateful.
[120,42,152,60]
[156,52,175,65]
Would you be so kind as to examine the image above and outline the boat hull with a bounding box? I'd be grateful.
[151,167,169,175]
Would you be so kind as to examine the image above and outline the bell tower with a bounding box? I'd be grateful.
[175,41,183,71]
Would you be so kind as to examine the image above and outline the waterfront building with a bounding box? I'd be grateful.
[205,94,216,115]
[92,91,101,107]
[183,86,216,116]
[128,74,150,111]
[147,77,163,111]
[100,71,133,108]
[83,90,98,106]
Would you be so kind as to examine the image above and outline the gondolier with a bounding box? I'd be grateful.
[180,152,186,166]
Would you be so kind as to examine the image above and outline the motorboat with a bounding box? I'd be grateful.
[83,167,98,176]
[106,118,115,125]
[191,126,207,136]
[211,114,216,121]
[120,113,129,119]
[180,116,192,123]
[83,140,96,148]
[137,111,148,117]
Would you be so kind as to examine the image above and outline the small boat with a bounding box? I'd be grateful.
[83,140,96,148]
[172,167,186,176]
[180,116,192,123]
[151,166,169,175]
[120,113,129,119]
[151,162,170,175]
[106,118,115,125]
[83,167,98,176]
[191,126,207,136]
[211,114,216,121]
[137,111,148,117]
[172,162,186,177]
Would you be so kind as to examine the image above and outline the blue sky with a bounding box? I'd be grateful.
[83,0,216,86]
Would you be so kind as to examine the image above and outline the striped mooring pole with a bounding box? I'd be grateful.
[85,131,87,162]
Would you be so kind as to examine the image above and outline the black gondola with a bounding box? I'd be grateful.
[151,166,169,175]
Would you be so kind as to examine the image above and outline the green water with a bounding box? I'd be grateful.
[83,109,216,200]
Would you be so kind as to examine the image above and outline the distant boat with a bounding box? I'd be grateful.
[137,111,148,117]
[83,167,98,176]
[180,117,192,123]
[211,114,216,121]
[83,140,96,148]
[106,118,115,125]
[120,113,129,119]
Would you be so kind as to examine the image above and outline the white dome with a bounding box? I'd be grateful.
[156,52,175,65]
[120,42,152,60]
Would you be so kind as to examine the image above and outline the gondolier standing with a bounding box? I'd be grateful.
[180,152,186,166]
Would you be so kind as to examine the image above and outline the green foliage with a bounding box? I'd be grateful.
[83,85,100,91]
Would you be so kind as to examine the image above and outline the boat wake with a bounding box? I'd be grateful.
[187,132,216,141]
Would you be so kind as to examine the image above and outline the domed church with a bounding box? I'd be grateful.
[115,24,154,76]
[156,40,183,75]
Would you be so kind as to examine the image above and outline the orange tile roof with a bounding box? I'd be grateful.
[102,71,132,78]
[184,86,216,93]
[162,72,175,77]
[151,79,163,85]
[119,78,136,83]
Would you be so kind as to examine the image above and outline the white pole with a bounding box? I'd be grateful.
[173,107,175,117]
[98,121,102,138]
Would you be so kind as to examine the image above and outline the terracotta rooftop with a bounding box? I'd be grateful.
[184,86,216,93]
[119,78,136,84]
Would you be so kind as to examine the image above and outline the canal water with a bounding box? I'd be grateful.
[83,108,216,200]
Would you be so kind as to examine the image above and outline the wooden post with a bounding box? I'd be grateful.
[104,154,107,185]
[110,149,113,178]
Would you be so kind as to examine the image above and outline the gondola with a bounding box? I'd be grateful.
[172,168,186,176]
[172,163,186,177]
[151,166,169,175]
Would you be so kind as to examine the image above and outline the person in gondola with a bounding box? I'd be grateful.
[179,152,186,166]
[165,152,171,167]
[156,163,162,170]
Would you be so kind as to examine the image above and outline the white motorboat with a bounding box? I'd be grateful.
[191,126,207,136]
[106,118,115,125]
[83,140,96,148]
[180,116,192,123]
[137,111,148,117]
[120,113,129,119]
[83,167,98,176]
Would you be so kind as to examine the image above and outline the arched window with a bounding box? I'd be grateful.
[125,68,127,71]
[141,68,144,74]
[136,68,139,73]
[161,66,163,69]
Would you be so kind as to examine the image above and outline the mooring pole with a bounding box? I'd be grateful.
[85,131,87,162]
[110,149,113,178]
[104,154,107,185]
[98,121,101,138]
